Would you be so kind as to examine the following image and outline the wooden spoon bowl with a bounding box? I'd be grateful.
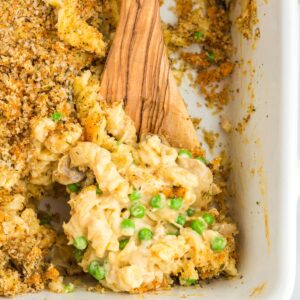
[100,0,200,151]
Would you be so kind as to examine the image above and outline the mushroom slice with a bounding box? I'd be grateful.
[53,155,85,185]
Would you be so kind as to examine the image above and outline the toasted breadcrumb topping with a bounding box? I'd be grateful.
[0,0,237,296]
[236,0,258,40]
[164,0,235,110]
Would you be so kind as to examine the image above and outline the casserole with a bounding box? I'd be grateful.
[13,0,300,299]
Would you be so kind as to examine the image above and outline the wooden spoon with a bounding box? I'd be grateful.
[100,0,200,151]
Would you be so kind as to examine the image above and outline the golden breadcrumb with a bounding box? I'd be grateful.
[236,0,258,40]
[164,0,234,109]
[0,0,237,296]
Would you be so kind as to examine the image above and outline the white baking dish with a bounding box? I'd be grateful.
[15,0,299,299]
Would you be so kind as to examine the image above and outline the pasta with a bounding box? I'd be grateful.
[57,72,238,292]
[0,0,238,296]
[0,167,20,190]
[45,0,107,57]
[29,118,83,185]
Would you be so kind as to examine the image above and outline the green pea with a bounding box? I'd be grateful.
[186,208,196,217]
[191,218,207,235]
[196,157,208,164]
[169,197,183,210]
[73,248,84,263]
[96,185,103,195]
[138,228,153,241]
[129,190,141,201]
[211,236,227,251]
[207,51,215,63]
[178,149,192,158]
[176,214,186,226]
[119,239,129,250]
[121,218,135,229]
[51,111,62,122]
[64,283,75,293]
[150,194,164,209]
[130,203,145,218]
[88,261,106,281]
[67,183,80,193]
[185,278,197,286]
[194,31,204,40]
[203,213,215,225]
[73,236,88,250]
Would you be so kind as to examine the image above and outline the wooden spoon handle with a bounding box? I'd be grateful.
[100,0,199,151]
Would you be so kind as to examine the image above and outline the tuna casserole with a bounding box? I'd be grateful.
[0,0,237,296]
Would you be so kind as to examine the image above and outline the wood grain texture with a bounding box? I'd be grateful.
[100,0,200,151]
